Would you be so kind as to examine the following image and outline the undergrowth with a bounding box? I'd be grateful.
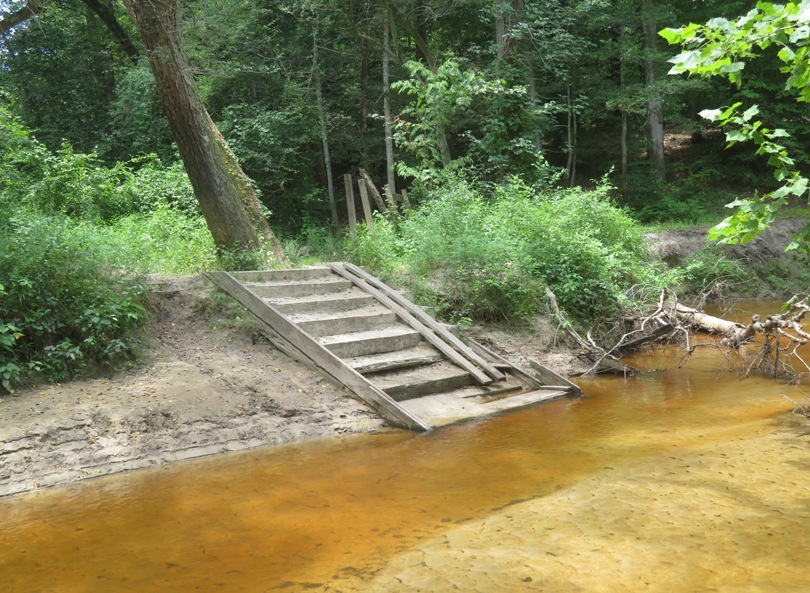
[0,110,215,390]
[0,211,148,390]
[345,174,663,326]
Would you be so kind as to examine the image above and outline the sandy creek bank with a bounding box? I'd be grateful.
[1,219,807,498]
[0,276,387,497]
[0,273,585,498]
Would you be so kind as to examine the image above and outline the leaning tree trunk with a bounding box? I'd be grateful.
[124,0,288,265]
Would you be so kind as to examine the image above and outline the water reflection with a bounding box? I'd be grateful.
[1,303,808,592]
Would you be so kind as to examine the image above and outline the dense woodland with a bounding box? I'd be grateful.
[2,0,810,389]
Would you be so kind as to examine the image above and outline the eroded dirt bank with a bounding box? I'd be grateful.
[0,276,386,497]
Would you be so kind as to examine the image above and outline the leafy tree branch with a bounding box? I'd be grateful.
[662,1,810,251]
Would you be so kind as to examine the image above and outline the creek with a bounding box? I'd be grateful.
[1,300,809,592]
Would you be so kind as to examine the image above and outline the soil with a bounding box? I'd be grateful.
[0,276,389,497]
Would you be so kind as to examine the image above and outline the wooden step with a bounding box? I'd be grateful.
[398,388,570,427]
[348,344,446,375]
[266,289,375,315]
[231,267,332,282]
[373,362,474,401]
[246,277,352,298]
[291,307,397,337]
[319,326,421,358]
[456,381,525,400]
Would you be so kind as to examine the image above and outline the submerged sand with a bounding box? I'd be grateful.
[362,414,810,593]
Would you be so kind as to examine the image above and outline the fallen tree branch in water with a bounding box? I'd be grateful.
[672,296,810,379]
[545,287,639,376]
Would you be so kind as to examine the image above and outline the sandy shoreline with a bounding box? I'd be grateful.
[0,276,386,497]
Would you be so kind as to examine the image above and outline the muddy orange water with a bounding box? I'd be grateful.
[2,301,810,592]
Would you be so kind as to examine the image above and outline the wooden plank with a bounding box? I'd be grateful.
[401,188,412,210]
[344,174,357,236]
[528,359,581,395]
[359,167,388,211]
[330,264,492,385]
[206,271,431,432]
[357,179,374,230]
[341,262,506,382]
[466,336,581,396]
[465,337,544,389]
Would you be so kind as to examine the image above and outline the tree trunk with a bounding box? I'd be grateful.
[0,0,46,35]
[565,82,577,186]
[379,0,451,165]
[312,23,338,232]
[383,21,396,197]
[123,0,288,265]
[359,36,371,168]
[495,0,523,63]
[642,0,665,181]
[619,36,628,176]
[82,0,139,63]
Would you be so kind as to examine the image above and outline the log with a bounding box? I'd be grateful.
[616,323,675,352]
[670,303,754,346]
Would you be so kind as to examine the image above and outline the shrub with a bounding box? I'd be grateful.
[67,207,216,275]
[346,174,657,325]
[677,246,755,300]
[0,210,148,389]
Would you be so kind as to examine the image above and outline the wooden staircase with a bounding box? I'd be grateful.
[208,264,579,431]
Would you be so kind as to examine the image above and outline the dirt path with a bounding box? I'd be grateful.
[0,276,386,497]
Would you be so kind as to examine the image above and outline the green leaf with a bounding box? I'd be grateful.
[659,27,684,44]
[700,108,723,121]
[725,130,749,143]
[778,46,796,62]
[742,104,760,121]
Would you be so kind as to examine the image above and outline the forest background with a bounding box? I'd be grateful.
[1,0,810,391]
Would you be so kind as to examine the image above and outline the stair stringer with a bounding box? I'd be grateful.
[206,271,432,432]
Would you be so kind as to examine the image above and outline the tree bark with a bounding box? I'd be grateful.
[619,33,628,176]
[383,21,396,197]
[670,303,753,345]
[565,83,577,186]
[312,23,338,232]
[123,0,288,265]
[82,0,139,64]
[642,0,666,180]
[495,0,523,63]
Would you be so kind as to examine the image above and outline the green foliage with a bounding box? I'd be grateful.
[346,174,656,325]
[0,211,148,390]
[0,107,199,222]
[392,58,516,185]
[675,246,756,299]
[104,61,176,163]
[0,1,130,154]
[663,1,810,251]
[344,215,403,279]
[67,207,216,275]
